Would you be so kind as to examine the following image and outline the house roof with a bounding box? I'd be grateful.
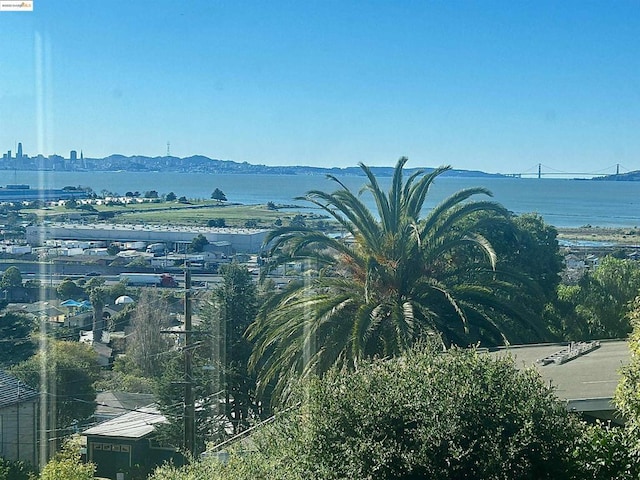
[491,339,629,415]
[0,370,39,408]
[83,405,166,439]
[95,392,156,419]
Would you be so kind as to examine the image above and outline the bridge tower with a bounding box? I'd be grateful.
[617,163,620,175]
[538,163,541,179]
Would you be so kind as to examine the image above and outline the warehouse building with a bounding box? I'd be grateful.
[26,223,268,253]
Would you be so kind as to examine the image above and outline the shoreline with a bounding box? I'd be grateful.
[557,227,640,246]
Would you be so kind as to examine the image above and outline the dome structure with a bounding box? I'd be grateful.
[115,295,135,305]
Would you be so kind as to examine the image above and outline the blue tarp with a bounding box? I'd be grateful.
[61,299,82,307]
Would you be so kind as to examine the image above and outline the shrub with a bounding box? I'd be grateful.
[0,457,36,480]
[150,345,584,479]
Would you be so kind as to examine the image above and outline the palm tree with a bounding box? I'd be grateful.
[248,158,547,400]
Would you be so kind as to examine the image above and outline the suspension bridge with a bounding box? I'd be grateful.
[504,163,633,179]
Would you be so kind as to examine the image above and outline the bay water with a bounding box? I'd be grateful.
[7,170,640,228]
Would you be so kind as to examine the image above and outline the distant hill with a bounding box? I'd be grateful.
[77,154,506,178]
[592,171,640,181]
[0,152,508,177]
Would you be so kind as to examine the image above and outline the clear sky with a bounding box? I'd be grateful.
[1,1,639,174]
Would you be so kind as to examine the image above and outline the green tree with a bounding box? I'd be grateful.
[150,346,583,480]
[208,218,226,228]
[189,234,210,253]
[64,198,78,209]
[154,350,212,454]
[56,279,86,300]
[0,457,35,480]
[289,214,306,228]
[544,284,589,341]
[0,266,22,288]
[166,191,177,201]
[569,256,640,339]
[579,297,640,478]
[465,212,565,342]
[244,219,258,228]
[106,243,120,255]
[126,291,172,378]
[211,188,227,202]
[481,213,564,300]
[207,264,262,433]
[156,265,262,453]
[615,296,640,431]
[248,158,547,400]
[39,441,95,480]
[0,312,36,367]
[144,190,159,199]
[572,421,640,480]
[295,346,582,479]
[11,341,101,434]
[105,280,128,304]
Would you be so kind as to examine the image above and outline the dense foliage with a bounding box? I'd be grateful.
[0,457,36,480]
[615,296,640,432]
[552,257,640,340]
[11,340,101,433]
[249,158,549,400]
[0,312,36,367]
[0,266,23,288]
[39,442,95,480]
[155,264,265,453]
[150,346,584,479]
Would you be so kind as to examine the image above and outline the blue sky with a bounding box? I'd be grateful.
[1,1,639,174]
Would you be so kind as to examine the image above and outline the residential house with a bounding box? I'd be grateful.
[0,370,39,466]
[82,405,183,479]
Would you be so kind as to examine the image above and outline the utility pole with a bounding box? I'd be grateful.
[183,264,195,455]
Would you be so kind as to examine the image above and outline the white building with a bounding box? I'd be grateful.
[26,223,268,253]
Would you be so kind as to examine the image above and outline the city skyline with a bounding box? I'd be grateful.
[0,1,639,174]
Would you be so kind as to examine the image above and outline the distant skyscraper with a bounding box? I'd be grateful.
[70,150,78,161]
[17,143,22,160]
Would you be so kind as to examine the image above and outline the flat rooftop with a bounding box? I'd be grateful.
[491,339,629,419]
[35,222,268,235]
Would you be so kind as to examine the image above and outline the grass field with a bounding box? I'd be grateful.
[25,200,328,229]
[23,200,640,243]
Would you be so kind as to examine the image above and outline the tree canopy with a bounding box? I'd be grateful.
[156,265,263,453]
[11,340,101,433]
[150,346,583,480]
[189,234,210,253]
[558,256,640,340]
[0,312,36,367]
[248,158,549,400]
[211,188,227,202]
[0,266,22,288]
